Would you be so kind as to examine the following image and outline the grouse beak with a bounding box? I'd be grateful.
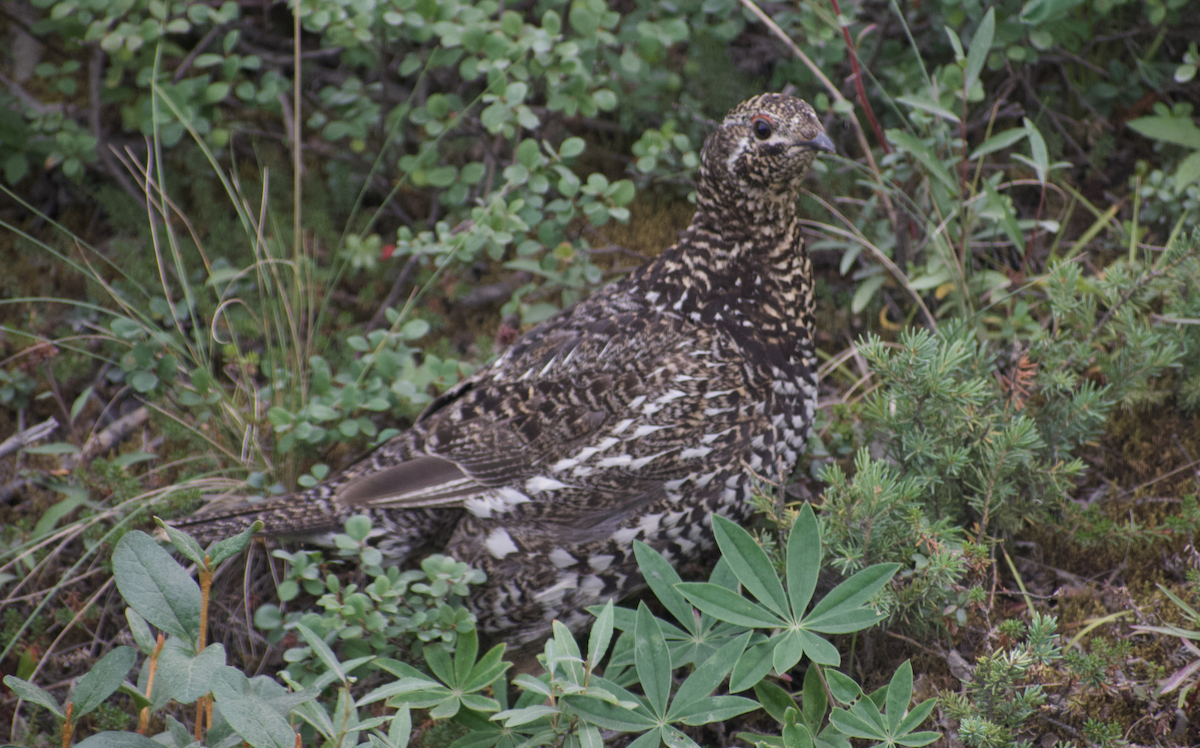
[801,132,837,154]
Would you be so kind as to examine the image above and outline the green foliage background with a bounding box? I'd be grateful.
[3,0,1200,744]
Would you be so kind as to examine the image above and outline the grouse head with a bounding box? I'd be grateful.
[694,94,834,224]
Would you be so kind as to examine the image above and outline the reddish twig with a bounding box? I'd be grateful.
[827,0,891,154]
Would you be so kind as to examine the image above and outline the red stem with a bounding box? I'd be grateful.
[827,0,891,154]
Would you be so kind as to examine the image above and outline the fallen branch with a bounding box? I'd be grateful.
[76,406,150,464]
[0,417,59,460]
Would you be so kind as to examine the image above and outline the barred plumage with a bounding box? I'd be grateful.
[179,93,834,644]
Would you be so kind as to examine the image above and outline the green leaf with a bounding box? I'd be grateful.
[70,646,136,719]
[295,623,346,683]
[1019,0,1083,25]
[885,661,913,733]
[851,275,885,314]
[671,631,751,718]
[886,130,957,193]
[564,695,656,731]
[829,706,883,739]
[5,154,29,184]
[981,181,1025,254]
[635,602,671,718]
[897,695,936,734]
[754,679,798,723]
[895,95,959,123]
[33,491,89,538]
[427,166,457,187]
[803,607,886,634]
[131,371,159,392]
[355,677,444,707]
[593,89,617,111]
[494,703,559,727]
[634,541,696,634]
[782,719,816,748]
[627,728,666,748]
[70,386,92,423]
[802,664,827,727]
[111,451,156,469]
[210,668,296,748]
[156,642,226,704]
[824,669,862,705]
[206,82,230,102]
[125,608,155,654]
[454,627,479,687]
[964,8,994,93]
[1127,116,1200,150]
[661,725,701,748]
[401,319,430,340]
[785,504,821,616]
[424,643,454,685]
[772,630,806,674]
[1173,150,1200,194]
[3,675,64,717]
[387,704,412,747]
[588,600,615,665]
[969,128,1027,160]
[671,694,760,725]
[154,517,206,566]
[560,137,585,158]
[206,520,264,565]
[806,564,899,620]
[728,637,776,693]
[712,515,790,619]
[112,531,202,643]
[796,629,840,666]
[75,732,165,748]
[677,582,785,628]
[24,442,80,455]
[1023,118,1049,184]
[461,693,501,712]
[464,643,509,693]
[610,179,636,206]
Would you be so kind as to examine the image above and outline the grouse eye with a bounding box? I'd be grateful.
[753,117,773,140]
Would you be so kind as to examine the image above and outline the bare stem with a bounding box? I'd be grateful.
[195,556,213,743]
[826,0,891,155]
[139,634,165,735]
[61,703,74,748]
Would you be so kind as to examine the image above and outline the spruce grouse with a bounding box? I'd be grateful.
[179,93,834,644]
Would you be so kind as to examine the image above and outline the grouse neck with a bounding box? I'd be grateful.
[693,177,804,247]
[630,191,811,334]
[680,183,806,278]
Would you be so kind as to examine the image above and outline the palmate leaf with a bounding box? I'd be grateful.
[805,563,899,621]
[785,504,821,617]
[773,630,806,674]
[463,642,509,694]
[712,515,790,619]
[634,603,672,718]
[828,661,937,746]
[565,695,656,731]
[885,661,912,733]
[729,636,777,693]
[634,541,698,634]
[589,600,615,666]
[753,679,799,724]
[669,631,751,718]
[676,583,785,628]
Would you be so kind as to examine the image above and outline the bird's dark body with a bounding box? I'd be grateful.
[180,93,832,644]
